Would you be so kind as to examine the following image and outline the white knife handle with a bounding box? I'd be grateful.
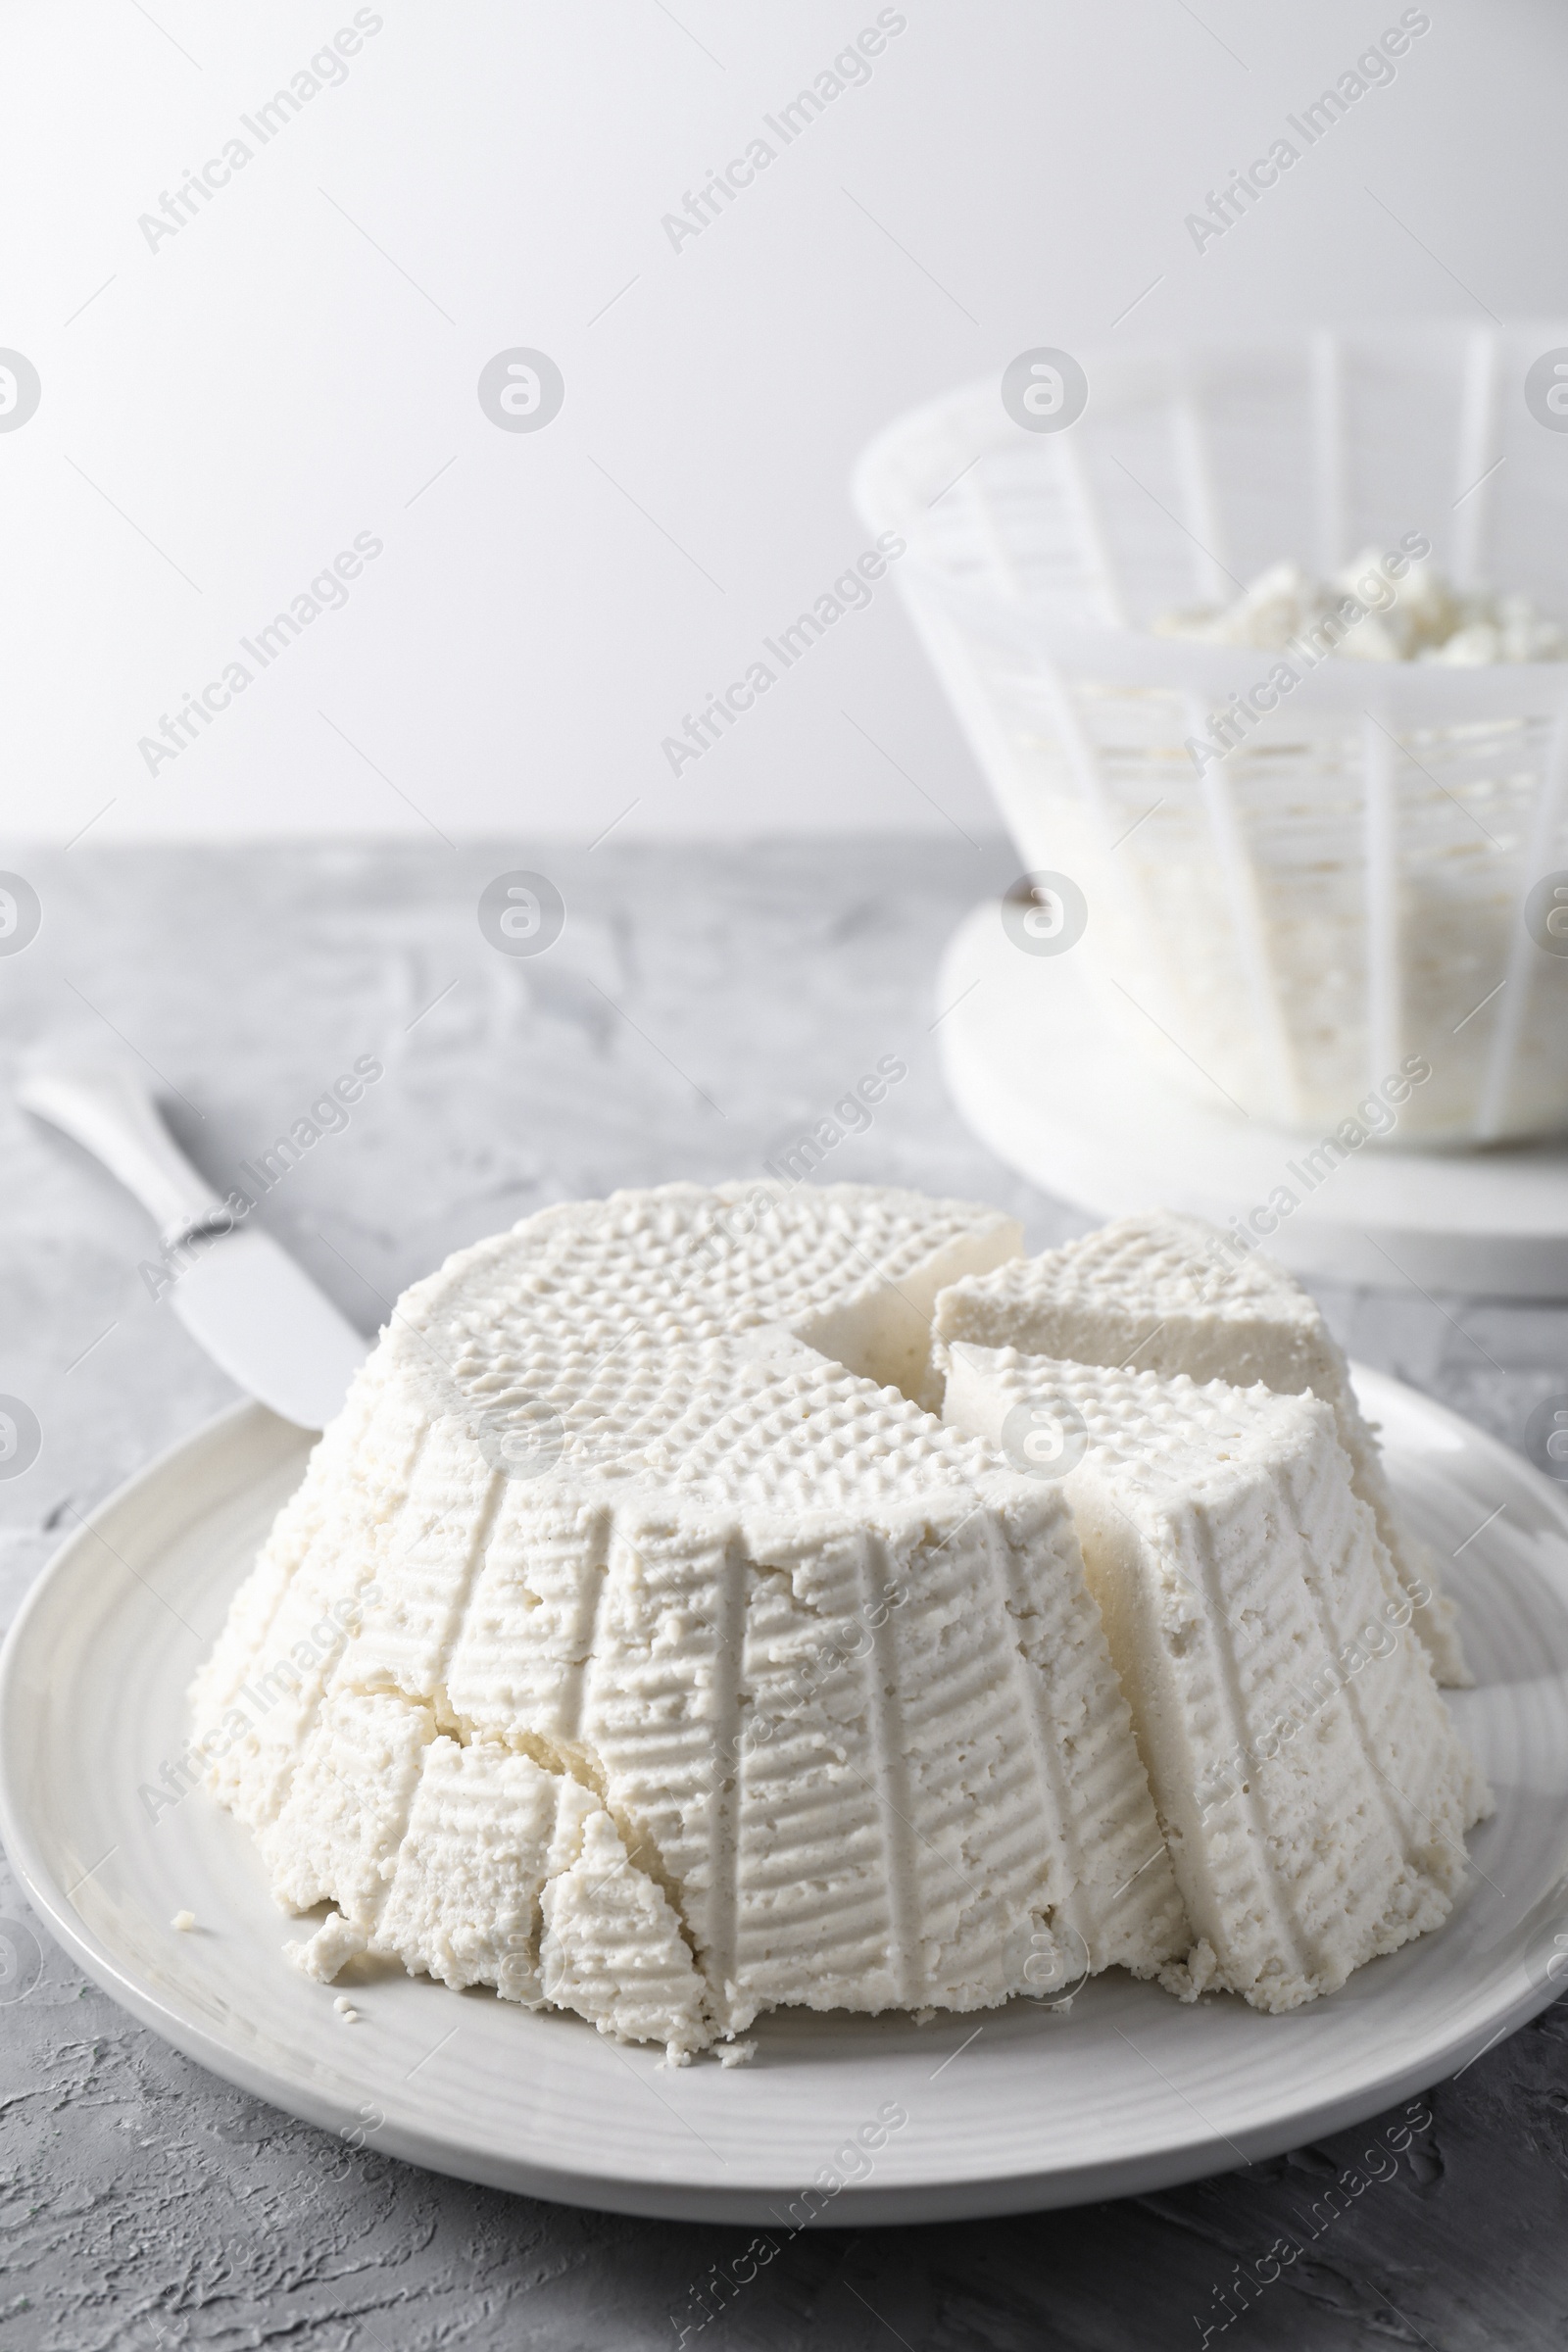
[18,1065,227,1241]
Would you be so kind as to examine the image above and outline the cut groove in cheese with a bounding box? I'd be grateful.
[937,1340,1492,2011]
[193,1183,1191,2056]
[933,1210,1468,1685]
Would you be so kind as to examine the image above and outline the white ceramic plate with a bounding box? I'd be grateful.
[3,1387,1568,2225]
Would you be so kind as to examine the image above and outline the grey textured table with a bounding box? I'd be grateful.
[3,841,1566,2351]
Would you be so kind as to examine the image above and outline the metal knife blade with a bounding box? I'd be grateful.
[172,1225,370,1430]
[19,1060,371,1430]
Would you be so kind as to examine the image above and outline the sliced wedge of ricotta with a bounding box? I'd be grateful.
[937,1341,1492,2011]
[932,1210,1468,1686]
[193,1183,1191,2057]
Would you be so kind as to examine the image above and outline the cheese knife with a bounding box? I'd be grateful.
[19,1062,369,1430]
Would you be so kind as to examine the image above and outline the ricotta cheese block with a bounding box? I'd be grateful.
[936,1342,1493,2011]
[192,1183,1192,2057]
[932,1211,1468,1687]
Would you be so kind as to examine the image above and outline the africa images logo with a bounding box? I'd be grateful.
[476,350,564,433]
[0,351,41,432]
[1524,352,1568,431]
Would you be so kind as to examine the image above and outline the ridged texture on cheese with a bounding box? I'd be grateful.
[933,1209,1468,1686]
[938,1341,1492,2011]
[193,1183,1190,2054]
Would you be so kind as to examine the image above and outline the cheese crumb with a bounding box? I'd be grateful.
[716,2039,757,2069]
[284,1910,368,1984]
[171,1910,196,1933]
[1159,1938,1220,2004]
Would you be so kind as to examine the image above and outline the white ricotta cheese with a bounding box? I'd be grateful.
[195,1183,1190,2057]
[936,1341,1492,2010]
[932,1211,1468,1686]
[1154,550,1567,664]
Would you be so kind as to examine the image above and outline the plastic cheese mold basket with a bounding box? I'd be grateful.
[854,322,1568,1146]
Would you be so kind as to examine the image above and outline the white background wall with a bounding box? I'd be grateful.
[2,0,1563,843]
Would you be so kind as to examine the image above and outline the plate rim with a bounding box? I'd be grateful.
[2,1386,1566,2224]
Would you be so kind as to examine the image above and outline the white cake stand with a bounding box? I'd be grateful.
[936,902,1568,1299]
